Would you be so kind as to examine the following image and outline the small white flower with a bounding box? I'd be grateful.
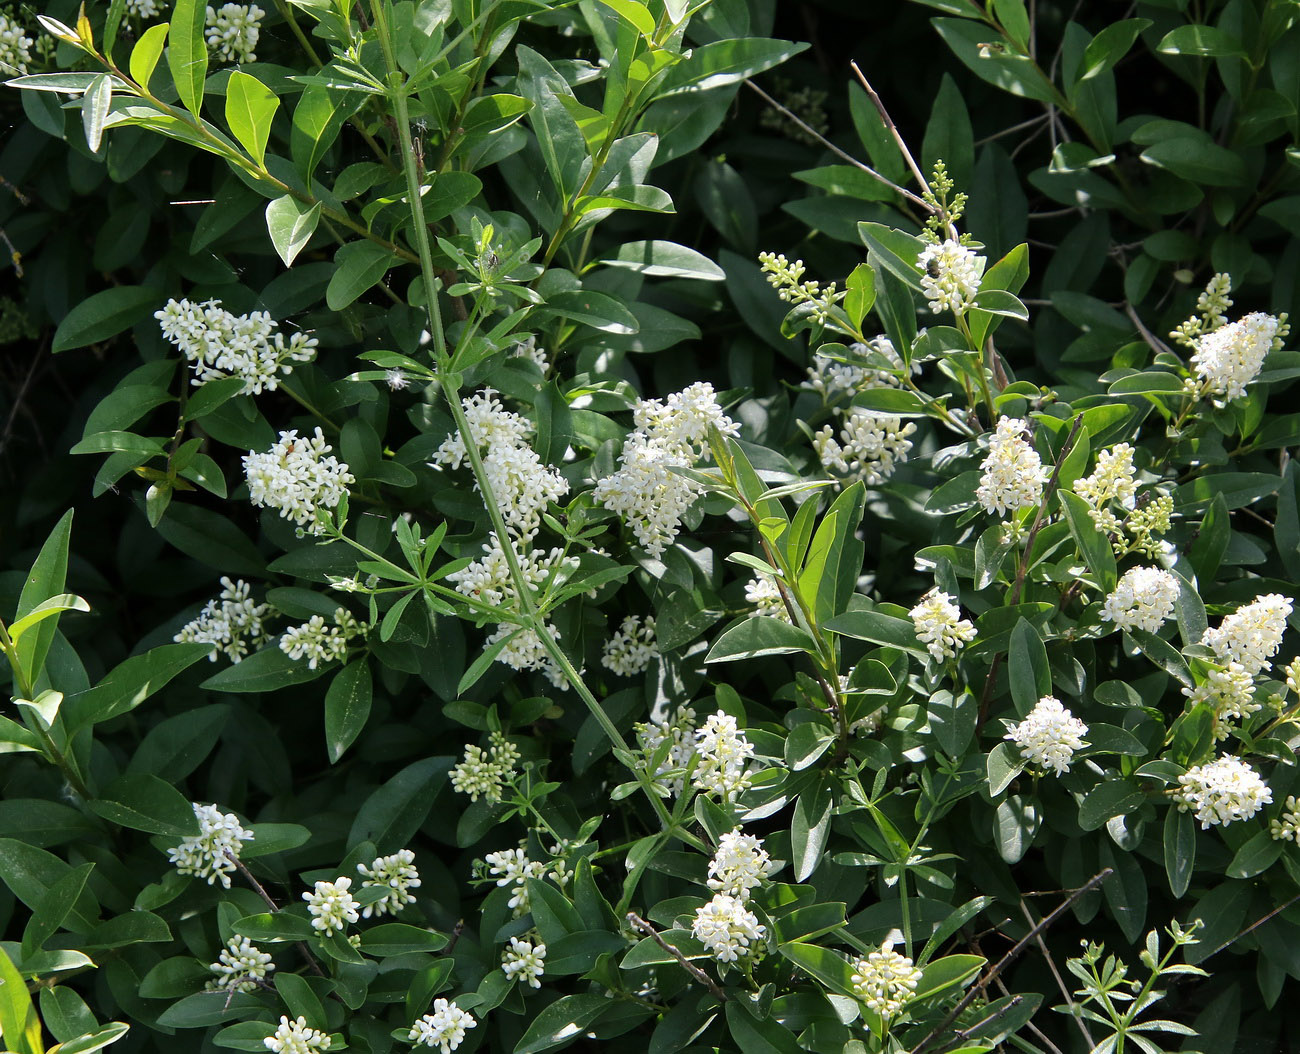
[501,936,547,988]
[909,590,976,661]
[357,849,420,918]
[279,607,366,670]
[264,1016,329,1053]
[745,573,790,621]
[167,803,254,888]
[408,999,475,1052]
[1286,657,1300,696]
[1271,795,1300,842]
[0,13,35,73]
[636,707,698,795]
[851,940,922,1018]
[707,830,773,899]
[207,935,273,993]
[484,848,546,915]
[917,239,984,315]
[691,892,767,962]
[303,877,360,934]
[385,368,409,390]
[692,711,757,801]
[205,2,264,63]
[1191,311,1283,402]
[1074,443,1138,511]
[1100,566,1180,634]
[601,615,658,677]
[1172,755,1272,829]
[126,0,164,18]
[174,577,273,662]
[977,418,1045,517]
[243,429,354,535]
[1182,662,1259,740]
[451,732,519,802]
[1202,593,1292,677]
[813,410,916,486]
[1004,696,1088,776]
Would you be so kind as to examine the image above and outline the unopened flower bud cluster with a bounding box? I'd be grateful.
[206,2,264,63]
[357,849,421,917]
[450,731,520,802]
[167,803,254,888]
[279,606,367,670]
[207,935,273,993]
[264,1015,329,1053]
[851,938,923,1018]
[758,252,838,323]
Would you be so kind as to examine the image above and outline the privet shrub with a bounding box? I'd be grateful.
[4,1,1300,1053]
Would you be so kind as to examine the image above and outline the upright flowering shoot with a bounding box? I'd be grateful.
[174,577,273,662]
[851,940,923,1019]
[1005,696,1088,776]
[977,417,1044,517]
[1188,312,1286,403]
[243,429,355,535]
[167,803,254,887]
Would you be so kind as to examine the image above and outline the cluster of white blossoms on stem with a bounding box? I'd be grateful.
[707,829,774,898]
[635,706,698,794]
[155,298,318,395]
[408,999,475,1052]
[691,892,767,963]
[813,409,916,486]
[450,731,520,802]
[909,590,976,662]
[745,573,790,621]
[1182,663,1259,740]
[1004,696,1088,776]
[693,711,758,801]
[265,1016,329,1053]
[593,382,739,558]
[304,877,360,934]
[279,607,366,670]
[1202,593,1293,676]
[501,936,547,988]
[357,849,420,917]
[851,939,923,1018]
[1270,796,1300,842]
[917,239,984,315]
[601,615,658,677]
[1100,566,1180,634]
[1189,311,1286,403]
[431,390,568,538]
[802,337,914,398]
[207,935,273,993]
[174,577,273,662]
[205,2,263,63]
[167,803,254,887]
[1172,755,1272,828]
[244,428,355,535]
[484,847,547,915]
[1074,443,1138,515]
[125,0,163,18]
[0,13,34,74]
[977,417,1044,517]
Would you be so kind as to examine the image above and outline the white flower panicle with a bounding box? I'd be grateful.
[744,573,791,622]
[601,615,658,677]
[1172,755,1272,829]
[303,877,360,934]
[813,410,916,485]
[501,936,547,988]
[0,14,34,73]
[917,239,984,315]
[155,298,317,395]
[802,337,913,398]
[707,830,774,899]
[126,0,162,17]
[243,429,355,535]
[851,940,923,1018]
[484,848,547,915]
[1287,657,1300,696]
[167,803,254,887]
[408,1000,475,1052]
[1190,311,1284,402]
[1100,566,1180,634]
[279,607,366,670]
[1004,696,1088,776]
[264,1015,329,1054]
[909,590,976,662]
[1270,796,1300,842]
[207,936,273,993]
[977,418,1044,517]
[357,849,421,918]
[1074,443,1138,512]
[593,382,739,558]
[175,577,273,662]
[692,711,757,801]
[450,731,520,802]
[1202,593,1292,677]
[691,893,767,963]
[206,2,263,62]
[635,707,698,794]
[514,335,549,373]
[1182,663,1259,740]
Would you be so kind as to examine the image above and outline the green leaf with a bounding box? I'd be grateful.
[1163,806,1195,898]
[348,757,449,852]
[53,286,159,352]
[1227,831,1282,880]
[14,509,74,689]
[52,1022,131,1054]
[325,241,397,310]
[88,773,201,837]
[824,609,927,658]
[0,945,41,1054]
[1157,24,1249,59]
[514,993,613,1054]
[240,822,311,859]
[1078,19,1151,82]
[225,70,278,167]
[129,21,169,89]
[265,196,321,267]
[922,73,974,189]
[994,794,1038,863]
[843,263,876,330]
[233,911,316,941]
[791,779,833,882]
[723,1002,802,1054]
[81,73,112,153]
[705,617,815,662]
[597,0,654,34]
[539,290,639,334]
[1140,138,1248,187]
[932,18,1058,102]
[358,923,448,957]
[515,45,585,199]
[987,742,1025,796]
[63,642,218,731]
[167,0,208,114]
[200,646,329,692]
[0,839,99,932]
[325,659,372,763]
[1078,779,1145,831]
[1106,370,1185,395]
[655,38,809,97]
[858,221,924,290]
[913,953,984,1001]
[1007,619,1049,715]
[69,431,166,458]
[1059,489,1117,591]
[23,862,94,954]
[598,240,724,280]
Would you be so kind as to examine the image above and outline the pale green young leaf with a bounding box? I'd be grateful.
[167,0,208,115]
[225,70,279,168]
[265,195,321,267]
[128,22,169,89]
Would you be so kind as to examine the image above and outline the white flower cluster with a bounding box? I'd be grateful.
[1270,795,1300,842]
[244,428,355,535]
[917,239,984,315]
[1074,443,1138,513]
[1202,593,1292,676]
[265,1016,330,1054]
[450,731,520,802]
[431,389,568,538]
[357,849,420,917]
[1004,696,1088,776]
[167,803,254,888]
[501,936,547,988]
[1182,663,1259,740]
[1172,755,1272,829]
[303,877,360,934]
[408,999,475,1052]
[977,417,1044,517]
[593,382,739,557]
[802,337,913,398]
[207,935,273,993]
[909,590,976,662]
[707,829,774,898]
[601,615,658,676]
[693,711,758,801]
[1190,311,1284,403]
[691,892,767,963]
[514,335,549,373]
[174,577,273,662]
[279,607,366,670]
[1287,657,1300,696]
[1100,566,1180,634]
[155,298,318,396]
[206,2,263,63]
[745,573,790,621]
[126,0,163,18]
[0,13,34,74]
[813,409,916,486]
[851,939,923,1018]
[635,706,698,795]
[484,847,547,915]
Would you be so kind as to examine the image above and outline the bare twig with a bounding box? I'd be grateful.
[1125,302,1176,360]
[1020,900,1094,1050]
[849,62,930,197]
[231,854,327,978]
[626,912,727,1003]
[1204,889,1300,961]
